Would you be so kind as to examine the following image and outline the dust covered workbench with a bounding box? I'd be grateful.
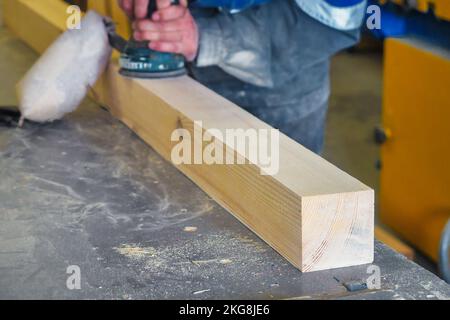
[1,15,450,300]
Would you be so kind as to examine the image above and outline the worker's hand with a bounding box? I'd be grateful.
[133,0,199,62]
[118,0,150,19]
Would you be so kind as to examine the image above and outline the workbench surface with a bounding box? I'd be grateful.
[0,23,449,300]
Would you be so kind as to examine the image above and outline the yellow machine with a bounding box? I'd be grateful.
[383,0,450,21]
[378,0,450,274]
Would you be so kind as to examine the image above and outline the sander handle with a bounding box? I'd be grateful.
[104,18,128,53]
[104,1,182,53]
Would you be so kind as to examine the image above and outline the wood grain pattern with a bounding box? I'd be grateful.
[3,0,374,272]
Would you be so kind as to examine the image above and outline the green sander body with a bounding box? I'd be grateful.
[119,40,186,78]
[106,0,186,79]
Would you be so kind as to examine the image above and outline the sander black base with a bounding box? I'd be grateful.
[105,0,187,80]
[119,68,187,79]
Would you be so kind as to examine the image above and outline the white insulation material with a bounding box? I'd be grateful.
[17,11,111,123]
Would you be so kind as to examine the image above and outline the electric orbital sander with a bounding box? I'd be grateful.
[106,0,186,79]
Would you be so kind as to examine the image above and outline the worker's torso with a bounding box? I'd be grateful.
[190,0,361,120]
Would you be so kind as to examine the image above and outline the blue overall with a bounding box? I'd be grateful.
[189,0,367,153]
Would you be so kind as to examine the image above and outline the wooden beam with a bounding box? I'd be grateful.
[86,0,109,16]
[3,0,374,272]
[3,0,69,53]
[86,0,130,38]
[65,0,88,12]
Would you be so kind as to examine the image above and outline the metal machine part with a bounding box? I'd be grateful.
[378,0,450,282]
[380,37,450,275]
[439,219,450,283]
